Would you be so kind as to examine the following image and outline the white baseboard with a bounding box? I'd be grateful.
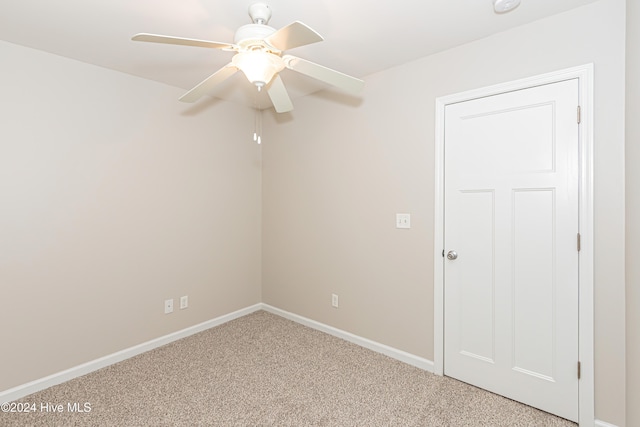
[261,304,434,372]
[0,304,263,403]
[595,420,619,427]
[1,302,432,404]
[2,302,609,427]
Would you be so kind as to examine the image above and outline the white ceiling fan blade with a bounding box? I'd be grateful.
[179,65,238,103]
[132,33,236,50]
[283,55,364,94]
[265,21,323,51]
[267,75,294,113]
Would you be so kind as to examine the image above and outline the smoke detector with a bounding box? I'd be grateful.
[493,0,521,13]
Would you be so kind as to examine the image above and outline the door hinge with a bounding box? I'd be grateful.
[577,106,581,124]
[578,361,581,379]
[577,233,581,252]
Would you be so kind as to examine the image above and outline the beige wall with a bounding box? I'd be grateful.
[0,41,262,391]
[1,1,631,425]
[262,0,626,424]
[627,1,640,426]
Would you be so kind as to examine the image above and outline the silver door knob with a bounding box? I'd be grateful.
[447,250,458,260]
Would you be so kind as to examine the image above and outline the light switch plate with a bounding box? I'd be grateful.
[396,213,411,229]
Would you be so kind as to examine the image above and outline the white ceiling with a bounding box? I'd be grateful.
[0,0,601,110]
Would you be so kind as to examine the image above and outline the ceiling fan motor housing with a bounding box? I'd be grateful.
[234,24,277,49]
[236,4,277,50]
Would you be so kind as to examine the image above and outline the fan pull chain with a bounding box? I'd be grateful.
[253,108,262,144]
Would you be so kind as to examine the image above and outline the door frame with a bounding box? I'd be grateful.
[433,64,594,426]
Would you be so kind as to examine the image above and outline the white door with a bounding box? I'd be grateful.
[443,79,579,421]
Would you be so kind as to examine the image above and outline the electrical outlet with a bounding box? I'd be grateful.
[332,293,339,308]
[164,299,174,314]
[180,295,188,310]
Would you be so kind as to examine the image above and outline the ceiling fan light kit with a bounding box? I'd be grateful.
[232,50,284,90]
[132,2,364,113]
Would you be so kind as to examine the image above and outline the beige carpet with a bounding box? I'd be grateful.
[2,311,577,426]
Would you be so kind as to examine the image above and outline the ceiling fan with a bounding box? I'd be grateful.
[132,3,364,113]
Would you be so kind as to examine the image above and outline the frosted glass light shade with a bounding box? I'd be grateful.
[232,51,284,88]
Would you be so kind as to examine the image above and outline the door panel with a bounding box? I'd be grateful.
[512,189,555,380]
[457,190,495,363]
[443,79,579,421]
